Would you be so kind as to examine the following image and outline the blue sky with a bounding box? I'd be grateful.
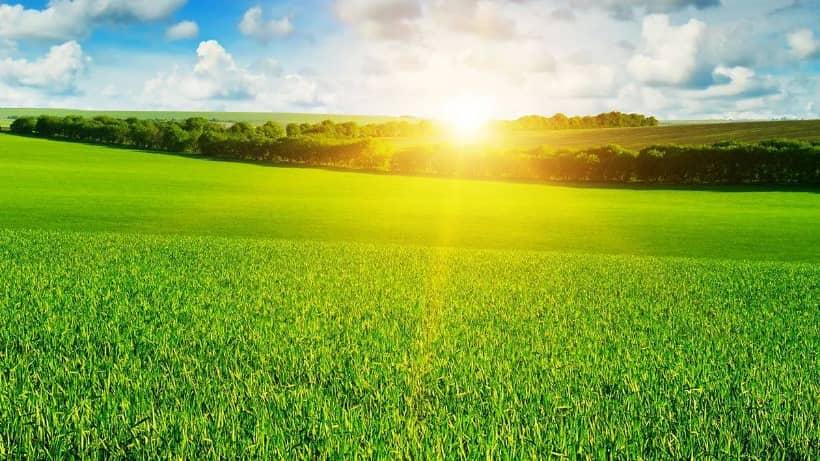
[0,0,818,120]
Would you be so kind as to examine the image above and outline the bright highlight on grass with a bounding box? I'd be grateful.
[439,96,494,143]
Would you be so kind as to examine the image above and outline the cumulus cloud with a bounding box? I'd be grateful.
[0,0,187,41]
[692,66,778,99]
[144,40,333,110]
[146,40,259,101]
[616,65,791,120]
[628,14,706,86]
[787,28,819,59]
[0,40,88,93]
[239,6,294,43]
[166,20,198,41]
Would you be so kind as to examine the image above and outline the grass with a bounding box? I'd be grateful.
[0,229,817,458]
[1,134,818,262]
[0,134,818,458]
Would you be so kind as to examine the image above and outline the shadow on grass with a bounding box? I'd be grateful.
[3,131,818,194]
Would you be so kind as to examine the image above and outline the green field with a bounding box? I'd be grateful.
[1,134,818,261]
[0,134,818,457]
[1,230,817,458]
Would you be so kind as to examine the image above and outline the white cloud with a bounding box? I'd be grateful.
[0,0,188,41]
[0,40,88,92]
[335,0,422,40]
[615,66,792,120]
[143,40,333,110]
[616,83,668,113]
[252,58,284,77]
[787,28,819,59]
[692,66,778,98]
[628,14,706,85]
[548,62,616,98]
[571,0,721,20]
[549,8,576,22]
[700,65,757,97]
[166,20,199,41]
[239,6,294,43]
[323,0,628,117]
[433,0,521,40]
[0,81,36,106]
[336,0,533,41]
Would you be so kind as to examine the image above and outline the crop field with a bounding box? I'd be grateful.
[0,134,818,458]
[388,120,820,151]
[1,230,817,458]
[500,120,820,150]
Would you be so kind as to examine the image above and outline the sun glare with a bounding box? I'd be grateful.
[440,97,494,143]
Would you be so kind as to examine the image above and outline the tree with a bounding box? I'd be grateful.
[228,122,255,139]
[35,116,62,137]
[10,117,37,134]
[131,120,160,149]
[258,121,285,140]
[159,123,193,152]
[286,123,301,137]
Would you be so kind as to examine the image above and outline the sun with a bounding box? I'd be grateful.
[439,97,494,143]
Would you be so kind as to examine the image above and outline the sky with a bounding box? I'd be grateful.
[0,0,818,120]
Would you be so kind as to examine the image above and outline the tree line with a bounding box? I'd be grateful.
[9,114,818,185]
[285,111,659,136]
[9,115,394,167]
[497,112,659,131]
[390,142,819,184]
[285,119,435,138]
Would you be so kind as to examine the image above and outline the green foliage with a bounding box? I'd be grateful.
[501,111,659,131]
[9,116,37,134]
[0,229,817,458]
[295,119,435,138]
[286,122,302,137]
[387,141,819,185]
[258,121,285,139]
